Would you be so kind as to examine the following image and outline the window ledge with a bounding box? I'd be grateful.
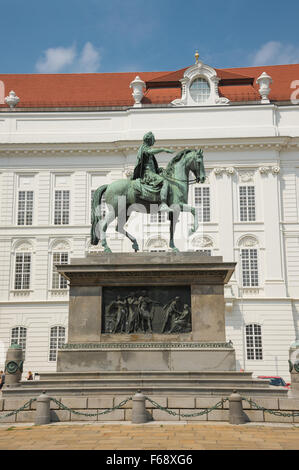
[240,287,262,297]
[236,221,262,224]
[10,289,33,297]
[49,289,69,297]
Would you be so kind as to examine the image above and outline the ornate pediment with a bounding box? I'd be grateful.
[192,236,213,249]
[238,235,258,247]
[14,241,33,252]
[51,240,70,251]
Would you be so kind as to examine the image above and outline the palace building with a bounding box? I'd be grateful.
[0,56,299,380]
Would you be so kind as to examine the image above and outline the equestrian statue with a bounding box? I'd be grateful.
[91,131,206,253]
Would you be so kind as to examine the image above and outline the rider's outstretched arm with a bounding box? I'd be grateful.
[148,148,174,155]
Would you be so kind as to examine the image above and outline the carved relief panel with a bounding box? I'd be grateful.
[102,286,191,335]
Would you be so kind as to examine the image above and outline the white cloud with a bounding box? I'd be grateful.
[36,43,101,73]
[36,45,76,73]
[77,42,101,73]
[251,41,299,66]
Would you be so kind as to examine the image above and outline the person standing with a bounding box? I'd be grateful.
[0,370,5,389]
[27,371,33,380]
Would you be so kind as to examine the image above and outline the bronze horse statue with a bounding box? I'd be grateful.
[91,147,206,253]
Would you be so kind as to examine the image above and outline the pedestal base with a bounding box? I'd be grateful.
[57,342,236,373]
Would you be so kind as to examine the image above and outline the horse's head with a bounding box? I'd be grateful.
[190,149,206,184]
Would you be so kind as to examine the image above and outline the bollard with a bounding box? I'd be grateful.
[229,390,246,425]
[4,344,23,387]
[35,391,51,425]
[132,390,148,424]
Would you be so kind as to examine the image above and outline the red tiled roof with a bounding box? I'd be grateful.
[218,85,260,102]
[0,63,298,108]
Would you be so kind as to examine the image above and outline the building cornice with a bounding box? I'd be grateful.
[0,137,299,156]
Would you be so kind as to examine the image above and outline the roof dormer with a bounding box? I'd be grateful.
[171,53,230,107]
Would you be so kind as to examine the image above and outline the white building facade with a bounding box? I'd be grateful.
[0,60,298,380]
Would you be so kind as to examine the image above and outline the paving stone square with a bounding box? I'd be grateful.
[0,422,298,450]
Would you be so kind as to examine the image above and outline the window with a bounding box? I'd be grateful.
[150,211,166,223]
[196,250,212,256]
[52,252,69,289]
[246,324,263,360]
[190,78,210,104]
[241,249,259,287]
[146,237,168,252]
[17,191,33,225]
[194,187,210,222]
[11,327,27,358]
[54,190,70,225]
[239,186,256,222]
[14,253,31,290]
[49,326,66,361]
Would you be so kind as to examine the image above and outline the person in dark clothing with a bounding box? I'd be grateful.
[0,370,5,389]
[27,371,33,380]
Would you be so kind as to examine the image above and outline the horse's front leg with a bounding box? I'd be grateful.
[169,211,180,252]
[116,210,139,252]
[100,209,116,253]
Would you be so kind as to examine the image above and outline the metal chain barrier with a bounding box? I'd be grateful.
[0,394,298,421]
[49,396,133,417]
[241,397,299,418]
[0,398,37,419]
[144,396,229,418]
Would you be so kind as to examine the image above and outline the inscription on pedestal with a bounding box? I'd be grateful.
[102,286,191,335]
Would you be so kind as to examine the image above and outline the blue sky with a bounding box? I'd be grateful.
[2,0,299,74]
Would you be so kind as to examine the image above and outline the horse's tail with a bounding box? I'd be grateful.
[90,184,108,245]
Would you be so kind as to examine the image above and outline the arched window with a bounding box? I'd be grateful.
[11,327,27,358]
[241,248,259,287]
[146,237,168,252]
[246,324,263,360]
[191,236,213,254]
[190,78,210,104]
[52,252,69,289]
[49,326,66,362]
[13,241,33,291]
[196,250,212,256]
[50,240,70,290]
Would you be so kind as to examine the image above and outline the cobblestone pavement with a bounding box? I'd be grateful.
[0,422,299,450]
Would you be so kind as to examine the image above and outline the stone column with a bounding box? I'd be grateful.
[260,166,286,297]
[215,169,235,262]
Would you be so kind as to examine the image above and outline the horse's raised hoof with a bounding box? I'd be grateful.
[132,242,139,252]
[159,203,173,213]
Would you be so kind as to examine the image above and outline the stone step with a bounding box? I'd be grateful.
[2,384,288,398]
[18,378,270,388]
[39,371,254,380]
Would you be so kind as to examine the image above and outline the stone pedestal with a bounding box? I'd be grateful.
[56,253,237,373]
[4,344,23,387]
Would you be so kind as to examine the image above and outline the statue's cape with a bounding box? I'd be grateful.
[133,144,159,180]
